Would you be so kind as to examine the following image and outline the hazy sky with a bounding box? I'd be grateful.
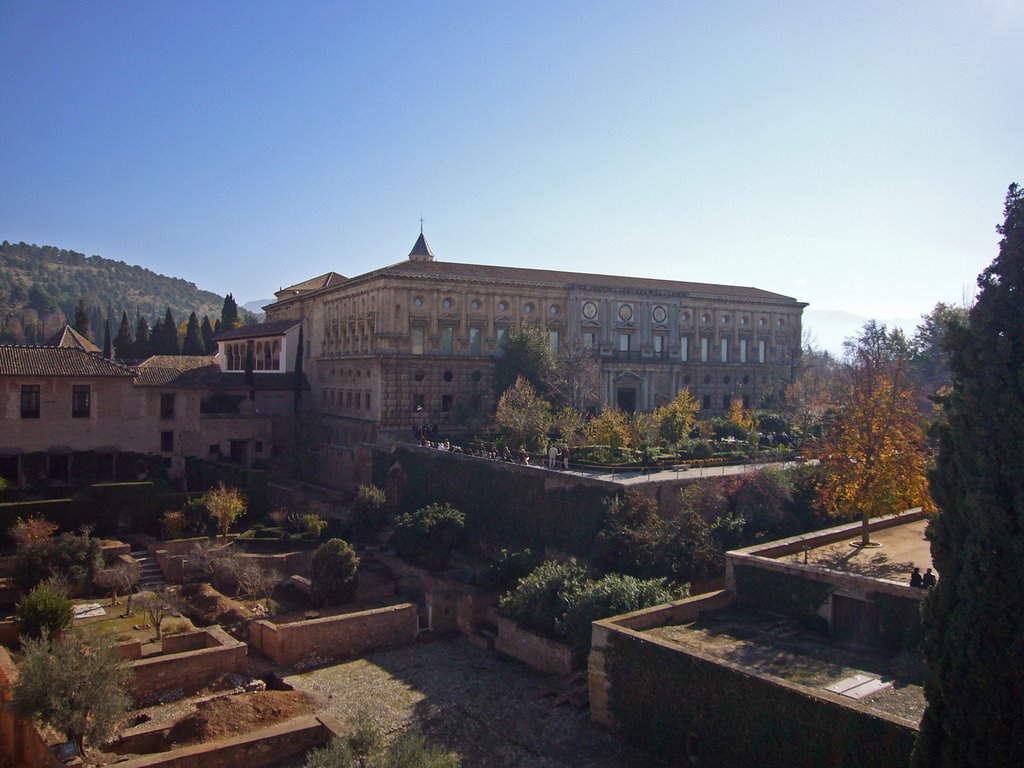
[1,1,1021,324]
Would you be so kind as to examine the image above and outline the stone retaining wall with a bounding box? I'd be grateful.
[0,647,66,768]
[249,603,418,667]
[494,614,576,675]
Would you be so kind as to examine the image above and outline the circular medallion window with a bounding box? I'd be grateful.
[471,300,480,311]
[442,298,453,309]
[722,315,730,324]
[740,316,748,325]
[413,371,425,382]
[443,370,453,382]
[681,311,690,323]
[549,305,559,315]
[743,375,750,385]
[582,301,598,320]
[414,296,424,307]
[498,301,508,313]
[618,304,634,322]
[652,305,667,324]
[701,313,710,324]
[524,303,534,314]
[704,375,712,385]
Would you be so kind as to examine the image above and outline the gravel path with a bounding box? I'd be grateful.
[283,637,659,768]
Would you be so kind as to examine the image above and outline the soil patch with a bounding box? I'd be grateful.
[178,583,252,635]
[166,690,311,746]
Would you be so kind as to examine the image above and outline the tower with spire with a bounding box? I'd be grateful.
[408,221,434,261]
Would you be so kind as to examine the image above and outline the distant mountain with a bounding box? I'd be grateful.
[0,240,226,345]
[804,309,920,358]
[242,299,273,318]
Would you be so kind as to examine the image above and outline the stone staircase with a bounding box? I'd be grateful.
[131,550,168,592]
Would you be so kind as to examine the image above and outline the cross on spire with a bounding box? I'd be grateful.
[419,215,424,234]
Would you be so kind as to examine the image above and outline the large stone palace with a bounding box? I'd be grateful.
[265,233,807,445]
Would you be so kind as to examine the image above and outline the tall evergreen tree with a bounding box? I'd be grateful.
[113,311,133,359]
[158,308,179,355]
[915,184,1024,768]
[134,315,151,358]
[200,315,216,354]
[72,299,90,337]
[102,318,112,359]
[182,311,204,355]
[221,293,241,331]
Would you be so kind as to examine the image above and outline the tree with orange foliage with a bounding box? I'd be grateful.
[811,322,933,546]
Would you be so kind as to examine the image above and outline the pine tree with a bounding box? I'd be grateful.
[200,315,216,354]
[102,318,112,359]
[134,315,151,358]
[158,308,179,354]
[113,311,133,359]
[221,293,241,331]
[72,299,90,337]
[914,184,1024,767]
[182,311,204,355]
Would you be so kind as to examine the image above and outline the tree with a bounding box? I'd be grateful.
[95,560,142,616]
[654,388,700,445]
[236,560,278,609]
[586,407,632,454]
[12,625,131,757]
[303,718,461,768]
[547,338,600,411]
[492,322,555,398]
[349,484,389,539]
[203,482,247,538]
[15,582,72,640]
[914,184,1024,768]
[221,293,241,331]
[8,514,57,549]
[135,313,151,357]
[158,307,180,354]
[200,314,216,353]
[182,311,204,355]
[309,538,360,607]
[391,503,465,571]
[138,588,175,641]
[783,347,838,441]
[812,323,934,546]
[493,376,552,450]
[102,316,112,359]
[113,310,133,359]
[908,302,970,398]
[72,299,89,337]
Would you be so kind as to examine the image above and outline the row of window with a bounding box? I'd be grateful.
[223,340,282,371]
[321,389,373,411]
[411,327,557,356]
[19,386,178,420]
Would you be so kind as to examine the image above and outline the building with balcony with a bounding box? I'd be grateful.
[264,233,807,445]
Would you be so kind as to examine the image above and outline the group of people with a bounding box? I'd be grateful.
[909,567,937,589]
[414,435,572,470]
[545,442,571,470]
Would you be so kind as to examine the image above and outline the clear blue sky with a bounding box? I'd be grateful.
[2,1,1021,328]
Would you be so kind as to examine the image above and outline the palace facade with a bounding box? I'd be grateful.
[264,233,807,446]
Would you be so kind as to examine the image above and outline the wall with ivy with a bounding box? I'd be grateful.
[372,447,616,559]
[606,630,918,768]
[734,564,834,632]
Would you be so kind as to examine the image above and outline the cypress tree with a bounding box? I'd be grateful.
[159,308,179,355]
[182,311,204,355]
[200,315,216,354]
[915,183,1024,767]
[134,315,151,358]
[221,293,241,331]
[113,311,133,359]
[102,318,112,359]
[72,299,90,337]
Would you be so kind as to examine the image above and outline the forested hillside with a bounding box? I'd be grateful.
[0,241,231,345]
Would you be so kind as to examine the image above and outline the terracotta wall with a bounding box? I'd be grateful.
[127,627,246,705]
[0,647,65,768]
[249,603,417,667]
[494,615,576,675]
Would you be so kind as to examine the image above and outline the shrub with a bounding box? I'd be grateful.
[301,513,328,539]
[14,530,103,591]
[349,484,388,539]
[16,582,73,640]
[161,509,188,540]
[391,503,465,571]
[310,538,360,607]
[203,482,246,538]
[479,548,542,593]
[8,515,57,549]
[498,559,589,638]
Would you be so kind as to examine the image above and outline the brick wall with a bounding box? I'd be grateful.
[494,615,576,675]
[249,603,418,667]
[0,647,65,768]
[127,627,246,705]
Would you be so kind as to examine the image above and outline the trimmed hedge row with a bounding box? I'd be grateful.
[606,629,917,768]
[373,447,614,559]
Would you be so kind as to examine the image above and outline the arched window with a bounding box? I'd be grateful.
[272,341,281,370]
[262,342,271,371]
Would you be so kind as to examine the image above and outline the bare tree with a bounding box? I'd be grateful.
[236,560,279,609]
[137,588,176,642]
[547,339,601,411]
[95,560,142,616]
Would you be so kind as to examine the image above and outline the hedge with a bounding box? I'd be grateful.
[606,629,917,768]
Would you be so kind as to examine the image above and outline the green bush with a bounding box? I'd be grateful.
[498,560,589,638]
[391,503,465,571]
[479,548,542,593]
[14,531,103,591]
[16,583,73,640]
[310,538,360,607]
[349,484,388,540]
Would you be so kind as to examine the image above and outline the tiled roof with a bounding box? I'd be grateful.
[408,232,434,260]
[137,355,219,371]
[133,355,220,387]
[46,326,101,354]
[214,319,302,342]
[277,272,346,296]
[0,346,134,377]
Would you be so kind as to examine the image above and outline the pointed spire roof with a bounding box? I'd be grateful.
[46,325,101,354]
[408,232,434,261]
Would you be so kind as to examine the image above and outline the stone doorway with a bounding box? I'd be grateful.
[616,387,637,413]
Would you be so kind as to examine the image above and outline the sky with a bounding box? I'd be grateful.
[2,1,1021,341]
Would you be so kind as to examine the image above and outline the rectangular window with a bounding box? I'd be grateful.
[654,335,664,354]
[759,340,766,364]
[441,327,454,354]
[411,327,425,355]
[723,395,732,410]
[161,431,174,453]
[739,339,747,363]
[441,394,453,412]
[549,330,559,353]
[21,385,40,419]
[72,385,91,418]
[721,338,729,363]
[620,334,631,352]
[414,394,425,411]
[469,327,482,355]
[702,394,711,410]
[496,328,507,354]
[160,393,176,419]
[680,337,689,362]
[700,338,709,362]
[583,332,596,349]
[742,395,750,409]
